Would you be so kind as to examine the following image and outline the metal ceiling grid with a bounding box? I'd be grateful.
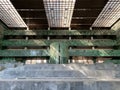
[0,0,27,28]
[92,0,120,27]
[43,0,76,28]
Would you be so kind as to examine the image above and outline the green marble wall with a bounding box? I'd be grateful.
[69,50,120,56]
[4,29,118,36]
[0,50,120,57]
[0,50,49,57]
[2,28,120,63]
[2,39,117,46]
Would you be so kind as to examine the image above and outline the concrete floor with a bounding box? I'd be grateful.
[0,63,120,90]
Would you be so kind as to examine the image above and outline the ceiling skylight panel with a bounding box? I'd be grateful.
[43,0,76,28]
[101,2,119,26]
[0,0,27,28]
[92,0,120,27]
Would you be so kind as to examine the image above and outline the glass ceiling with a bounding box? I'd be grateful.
[92,0,120,27]
[43,0,76,28]
[0,0,27,28]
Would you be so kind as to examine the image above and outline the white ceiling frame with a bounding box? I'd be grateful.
[43,0,76,28]
[92,0,120,27]
[0,0,27,28]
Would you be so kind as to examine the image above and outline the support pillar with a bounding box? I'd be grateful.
[59,43,69,64]
[93,57,97,64]
[24,36,28,50]
[49,42,68,64]
[91,36,95,49]
[0,21,6,49]
[49,42,60,64]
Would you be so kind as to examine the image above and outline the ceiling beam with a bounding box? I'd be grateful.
[22,17,97,19]
[17,8,102,11]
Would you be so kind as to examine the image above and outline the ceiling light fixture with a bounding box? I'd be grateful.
[92,0,120,27]
[43,0,76,28]
[0,0,27,28]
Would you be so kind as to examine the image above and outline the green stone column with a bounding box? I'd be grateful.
[50,42,60,64]
[59,42,69,64]
[0,36,3,49]
[0,24,4,49]
[49,42,69,64]
[0,21,8,49]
